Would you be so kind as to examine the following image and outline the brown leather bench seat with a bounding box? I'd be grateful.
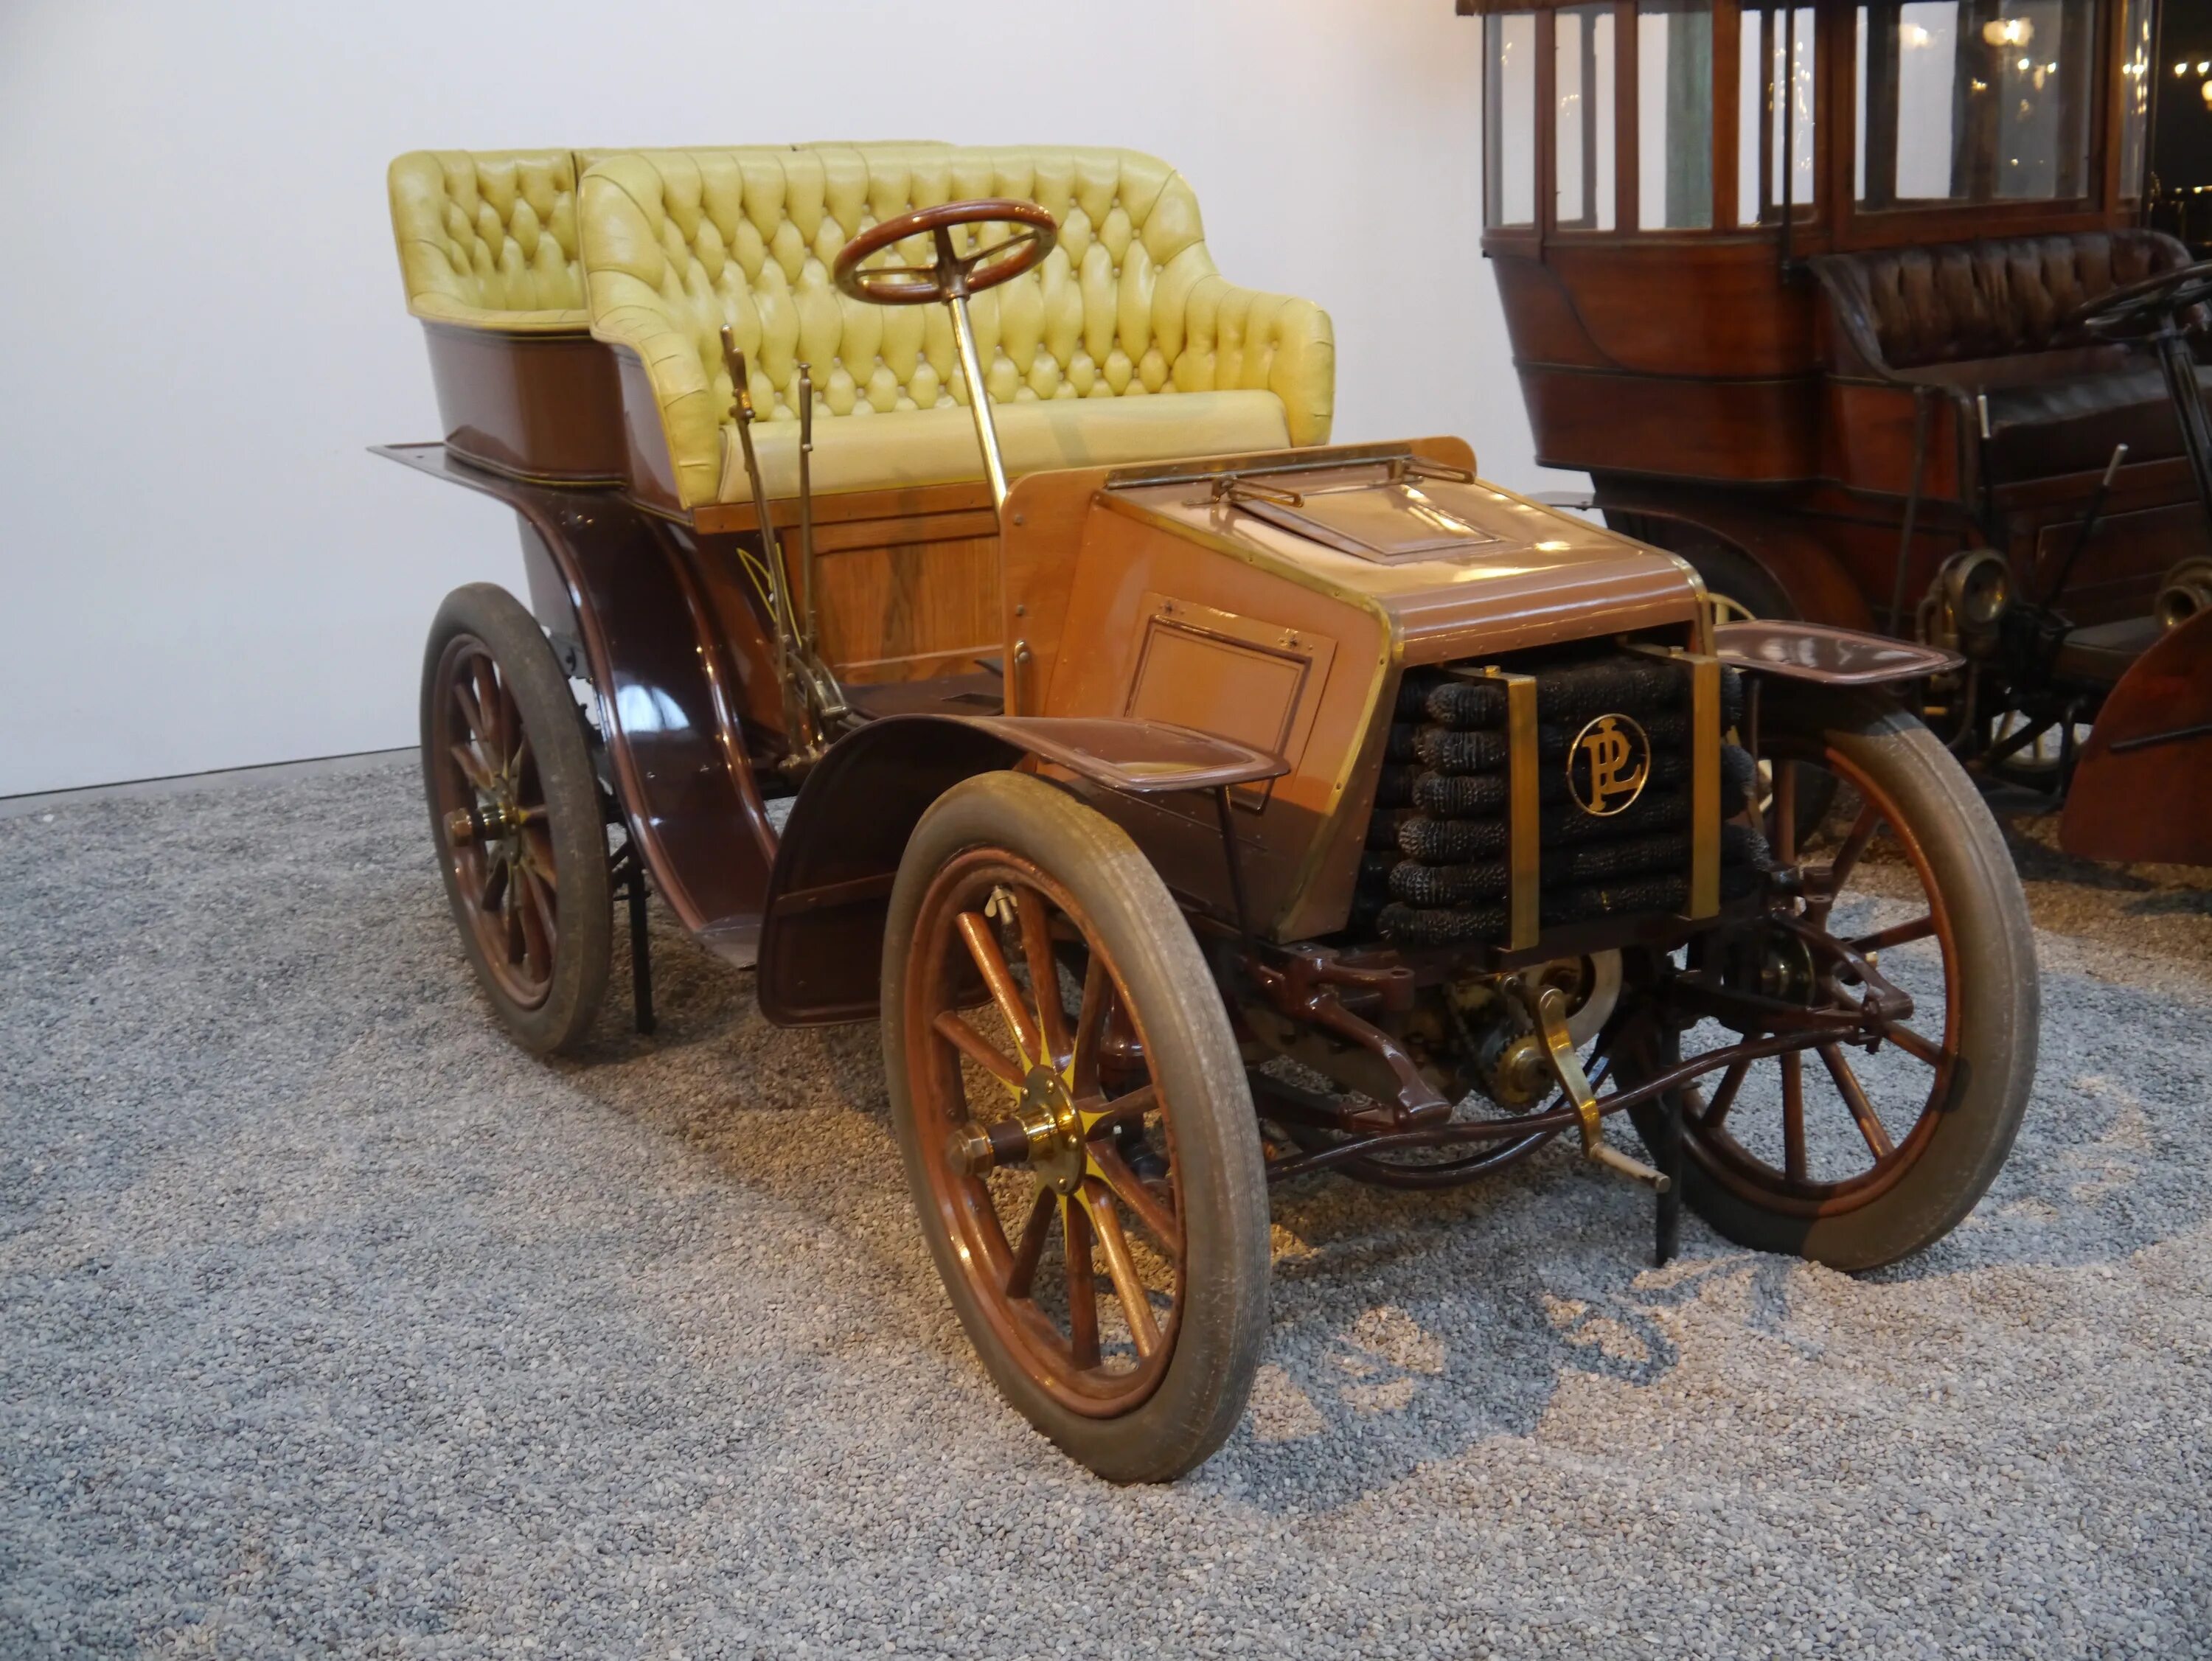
[1811,231,2206,483]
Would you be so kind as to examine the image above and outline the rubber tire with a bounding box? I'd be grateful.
[421,582,612,1056]
[880,771,1271,1482]
[1624,685,2039,1270]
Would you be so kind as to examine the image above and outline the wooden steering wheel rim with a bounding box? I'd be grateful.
[832,199,1060,306]
[2073,259,2212,340]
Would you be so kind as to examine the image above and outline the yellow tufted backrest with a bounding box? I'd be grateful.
[580,144,1335,506]
[389,149,606,331]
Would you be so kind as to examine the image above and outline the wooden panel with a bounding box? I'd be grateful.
[1495,240,1819,377]
[1047,505,1385,939]
[2029,501,2198,621]
[1123,593,1336,809]
[1818,380,1964,502]
[813,532,1001,683]
[695,485,1011,689]
[1002,468,1114,716]
[421,323,627,484]
[1520,365,1819,481]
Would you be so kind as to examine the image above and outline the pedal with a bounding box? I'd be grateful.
[1517,978,1669,1193]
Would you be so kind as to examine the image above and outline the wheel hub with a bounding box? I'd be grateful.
[1018,1065,1086,1196]
[1756,927,1819,1005]
[445,798,520,847]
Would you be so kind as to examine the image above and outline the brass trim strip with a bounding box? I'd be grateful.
[1624,640,1722,922]
[1686,652,1722,919]
[1467,666,1540,951]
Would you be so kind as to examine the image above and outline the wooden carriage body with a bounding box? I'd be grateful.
[1462,0,2198,633]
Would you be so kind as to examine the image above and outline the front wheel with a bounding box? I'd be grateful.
[1621,685,2038,1270]
[881,772,1270,1482]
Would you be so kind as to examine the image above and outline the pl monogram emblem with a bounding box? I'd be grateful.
[1567,714,1651,818]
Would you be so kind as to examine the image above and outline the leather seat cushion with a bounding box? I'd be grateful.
[713,388,1290,503]
[1983,363,2212,481]
[1821,231,2189,370]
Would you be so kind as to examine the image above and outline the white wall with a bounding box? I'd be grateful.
[0,0,1548,796]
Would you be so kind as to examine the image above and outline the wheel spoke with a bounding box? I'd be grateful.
[1818,1044,1896,1160]
[1884,1022,1949,1069]
[509,728,535,785]
[1086,1134,1180,1256]
[1005,1186,1054,1299]
[453,678,490,744]
[504,877,528,965]
[955,911,1043,1067]
[515,865,554,973]
[1082,1183,1161,1359]
[478,856,509,916]
[1823,802,1882,896]
[1079,1083,1156,1135]
[1849,914,1935,955]
[518,863,558,965]
[1014,887,1071,1067]
[472,660,504,755]
[1781,1050,1808,1182]
[931,1010,1026,1096]
[450,742,495,792]
[1062,1196,1100,1369]
[1700,1058,1750,1132]
[521,823,557,880]
[1069,953,1110,1096]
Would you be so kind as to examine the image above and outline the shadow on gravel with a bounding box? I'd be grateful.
[535,826,2212,1506]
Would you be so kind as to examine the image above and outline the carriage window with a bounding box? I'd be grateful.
[1638,0,1714,229]
[1741,5,1818,223]
[1557,5,1618,230]
[1853,1,2096,207]
[1484,11,1538,227]
[2116,0,2153,201]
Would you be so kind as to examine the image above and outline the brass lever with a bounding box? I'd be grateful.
[1520,979,1669,1191]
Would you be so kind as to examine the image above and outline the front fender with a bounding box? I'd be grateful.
[757,714,1283,1025]
[2061,607,2212,866]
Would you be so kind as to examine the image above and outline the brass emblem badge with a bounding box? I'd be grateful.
[1567,714,1651,817]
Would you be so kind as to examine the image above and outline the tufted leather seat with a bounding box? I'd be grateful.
[1812,231,2211,481]
[389,150,613,332]
[577,144,1335,509]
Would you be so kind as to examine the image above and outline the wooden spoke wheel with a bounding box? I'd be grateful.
[422,584,611,1056]
[882,772,1269,1482]
[1624,685,2038,1270]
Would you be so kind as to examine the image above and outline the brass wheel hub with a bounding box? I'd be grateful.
[1018,1065,1086,1196]
[445,798,521,847]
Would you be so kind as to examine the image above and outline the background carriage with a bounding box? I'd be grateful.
[1461,0,2212,864]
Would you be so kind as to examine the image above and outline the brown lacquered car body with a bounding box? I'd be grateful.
[1461,0,2212,863]
[386,156,2039,1479]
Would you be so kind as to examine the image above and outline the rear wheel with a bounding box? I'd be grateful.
[1621,685,2037,1270]
[422,583,611,1055]
[881,772,1270,1482]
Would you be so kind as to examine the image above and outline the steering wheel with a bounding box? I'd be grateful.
[832,199,1058,306]
[2072,260,2212,343]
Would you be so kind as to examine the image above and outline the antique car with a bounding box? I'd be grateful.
[1462,0,2212,863]
[380,143,2037,1480]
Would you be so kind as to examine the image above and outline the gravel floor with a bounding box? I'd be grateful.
[2,756,2208,1658]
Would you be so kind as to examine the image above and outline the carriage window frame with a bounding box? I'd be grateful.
[1837,0,2121,242]
[1475,0,2129,252]
[1481,0,1723,240]
[1484,10,1541,229]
